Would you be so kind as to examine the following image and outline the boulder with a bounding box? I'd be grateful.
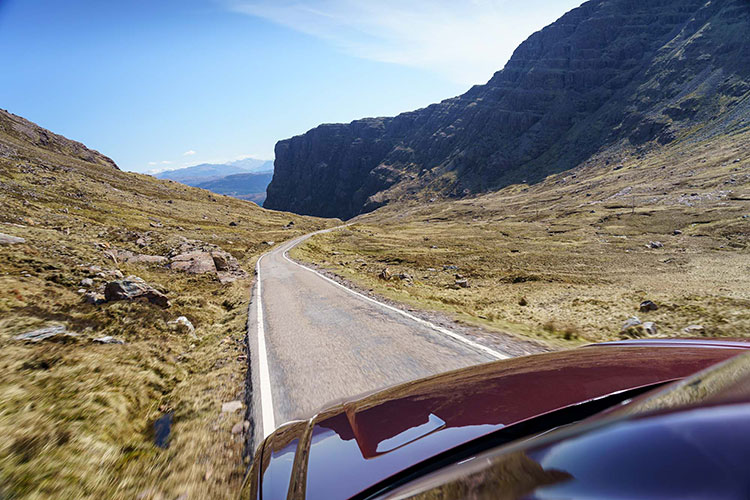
[455,279,470,288]
[169,251,216,274]
[104,276,170,308]
[639,300,658,312]
[647,241,664,249]
[379,268,392,281]
[0,232,25,245]
[80,278,94,287]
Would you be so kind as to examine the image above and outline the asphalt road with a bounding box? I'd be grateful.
[247,229,509,447]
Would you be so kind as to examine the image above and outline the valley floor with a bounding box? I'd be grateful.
[293,129,750,349]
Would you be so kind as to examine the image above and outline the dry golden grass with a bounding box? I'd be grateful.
[0,129,332,498]
[294,129,750,348]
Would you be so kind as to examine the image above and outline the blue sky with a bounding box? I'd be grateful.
[0,0,582,173]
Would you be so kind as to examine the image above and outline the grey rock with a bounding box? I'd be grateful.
[683,324,706,335]
[0,232,25,245]
[229,221,238,227]
[639,300,659,312]
[80,278,94,287]
[673,230,683,235]
[211,252,230,271]
[621,317,642,332]
[455,279,470,288]
[14,325,78,342]
[443,265,459,270]
[647,241,664,249]
[169,251,217,274]
[379,268,392,281]
[104,276,170,308]
[221,400,243,413]
[398,273,413,282]
[643,322,658,335]
[93,336,125,344]
[168,316,195,336]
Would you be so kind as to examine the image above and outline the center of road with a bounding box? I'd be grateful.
[249,228,510,443]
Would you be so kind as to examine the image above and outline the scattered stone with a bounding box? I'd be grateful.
[379,268,392,281]
[733,158,741,163]
[639,300,659,312]
[647,241,664,249]
[221,400,243,413]
[673,230,683,235]
[683,324,706,335]
[264,241,275,246]
[93,336,125,344]
[168,316,195,336]
[149,222,163,228]
[229,221,238,227]
[455,279,470,288]
[613,164,624,171]
[80,278,94,287]
[77,288,87,294]
[231,422,244,434]
[0,232,25,245]
[643,322,658,335]
[13,325,78,343]
[136,237,148,247]
[621,317,642,333]
[104,276,170,308]
[443,265,459,270]
[398,273,413,282]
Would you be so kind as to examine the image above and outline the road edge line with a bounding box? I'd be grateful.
[255,253,277,438]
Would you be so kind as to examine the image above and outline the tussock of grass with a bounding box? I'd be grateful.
[0,124,333,499]
[294,130,750,348]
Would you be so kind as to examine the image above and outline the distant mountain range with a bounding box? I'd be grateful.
[195,172,274,204]
[155,158,274,204]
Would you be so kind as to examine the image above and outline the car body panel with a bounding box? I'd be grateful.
[244,340,750,499]
[383,352,750,499]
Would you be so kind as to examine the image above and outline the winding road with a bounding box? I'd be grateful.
[246,229,510,448]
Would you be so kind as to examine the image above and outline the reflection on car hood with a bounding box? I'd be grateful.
[245,339,750,499]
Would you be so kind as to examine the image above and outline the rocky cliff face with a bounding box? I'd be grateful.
[265,0,750,219]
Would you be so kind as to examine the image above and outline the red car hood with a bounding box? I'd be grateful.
[245,339,750,499]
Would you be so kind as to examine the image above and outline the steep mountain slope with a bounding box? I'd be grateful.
[196,171,274,204]
[0,109,329,499]
[266,0,750,219]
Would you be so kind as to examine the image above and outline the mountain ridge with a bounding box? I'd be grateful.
[265,0,750,219]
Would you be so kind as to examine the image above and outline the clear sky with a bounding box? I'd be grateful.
[0,0,582,173]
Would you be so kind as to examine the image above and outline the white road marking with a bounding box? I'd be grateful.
[255,254,277,438]
[280,233,510,361]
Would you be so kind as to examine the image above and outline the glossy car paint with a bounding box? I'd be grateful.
[384,352,750,499]
[242,340,750,499]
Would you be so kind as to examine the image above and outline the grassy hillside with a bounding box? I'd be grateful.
[0,110,332,499]
[293,129,750,348]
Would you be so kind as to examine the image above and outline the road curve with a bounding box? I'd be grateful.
[247,228,508,448]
